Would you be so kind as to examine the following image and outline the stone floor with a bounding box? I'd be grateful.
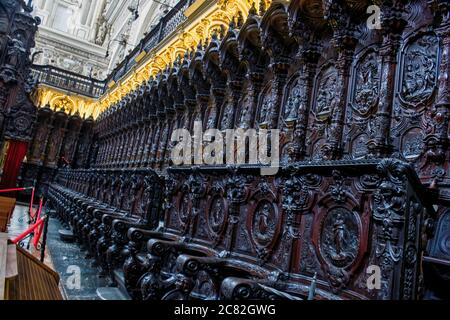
[8,204,53,266]
[8,204,106,300]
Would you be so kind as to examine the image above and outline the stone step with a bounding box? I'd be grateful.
[58,228,75,242]
[113,269,128,296]
[96,287,131,301]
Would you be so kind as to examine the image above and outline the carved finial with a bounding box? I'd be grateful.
[237,11,244,28]
[204,37,209,49]
[173,54,180,67]
[259,0,266,16]
[197,39,203,51]
[249,2,257,15]
[229,17,236,30]
[211,29,218,40]
[219,25,226,39]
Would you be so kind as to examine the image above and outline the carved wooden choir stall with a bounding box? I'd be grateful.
[27,0,450,300]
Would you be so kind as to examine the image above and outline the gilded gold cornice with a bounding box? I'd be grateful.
[99,0,263,112]
[34,0,272,118]
[32,85,101,119]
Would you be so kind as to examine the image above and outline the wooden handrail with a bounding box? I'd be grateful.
[0,233,8,300]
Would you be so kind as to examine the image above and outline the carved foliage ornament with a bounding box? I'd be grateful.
[282,175,312,213]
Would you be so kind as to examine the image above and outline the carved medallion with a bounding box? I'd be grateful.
[400,34,439,107]
[13,115,31,133]
[208,196,226,234]
[320,208,360,268]
[251,201,278,247]
[353,52,379,116]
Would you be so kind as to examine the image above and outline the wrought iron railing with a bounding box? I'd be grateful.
[30,65,106,98]
[31,0,199,97]
[106,0,195,84]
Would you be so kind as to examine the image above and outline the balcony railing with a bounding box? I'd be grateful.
[30,0,199,98]
[30,64,106,98]
[106,0,195,85]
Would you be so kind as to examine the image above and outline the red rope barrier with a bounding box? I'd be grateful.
[0,187,27,193]
[1,186,46,249]
[11,217,44,248]
[29,187,35,217]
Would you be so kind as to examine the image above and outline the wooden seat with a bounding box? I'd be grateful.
[1,233,63,300]
[0,196,16,232]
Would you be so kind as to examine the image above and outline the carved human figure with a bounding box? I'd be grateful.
[401,35,438,104]
[253,203,275,246]
[285,84,302,120]
[332,212,347,260]
[210,198,224,232]
[179,194,190,223]
[6,36,26,68]
[354,53,379,115]
[316,69,338,118]
[259,95,272,124]
[96,20,108,45]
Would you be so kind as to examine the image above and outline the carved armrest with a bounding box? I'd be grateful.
[220,274,318,301]
[146,238,209,258]
[220,277,306,300]
[176,254,226,276]
[127,227,177,244]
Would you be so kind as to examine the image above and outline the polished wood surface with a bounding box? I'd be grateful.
[4,246,63,300]
[0,197,16,232]
[0,233,8,300]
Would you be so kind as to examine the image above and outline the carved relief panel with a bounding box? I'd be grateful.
[345,50,380,159]
[280,75,303,164]
[392,33,440,167]
[219,88,236,130]
[256,85,273,127]
[306,65,338,160]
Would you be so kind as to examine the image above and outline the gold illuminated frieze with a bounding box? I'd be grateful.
[32,85,101,119]
[33,0,272,117]
[99,0,266,111]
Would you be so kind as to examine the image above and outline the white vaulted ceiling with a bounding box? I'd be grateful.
[31,0,175,79]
